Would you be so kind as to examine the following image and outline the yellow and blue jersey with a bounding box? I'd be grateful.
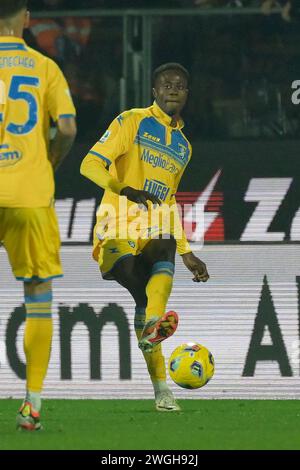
[86,101,192,256]
[89,101,191,205]
[0,36,76,207]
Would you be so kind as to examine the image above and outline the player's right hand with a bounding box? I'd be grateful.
[120,186,161,210]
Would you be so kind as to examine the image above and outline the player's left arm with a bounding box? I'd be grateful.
[49,116,77,171]
[46,59,77,171]
[181,252,209,283]
[170,150,209,283]
[170,195,209,283]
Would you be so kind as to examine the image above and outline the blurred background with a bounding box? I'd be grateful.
[23,0,300,243]
[27,0,300,142]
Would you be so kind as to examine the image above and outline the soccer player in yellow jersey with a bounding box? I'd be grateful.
[81,63,209,411]
[0,0,76,430]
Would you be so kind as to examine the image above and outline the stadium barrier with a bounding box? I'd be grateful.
[0,244,300,399]
[1,139,299,399]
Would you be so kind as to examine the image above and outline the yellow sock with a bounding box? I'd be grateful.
[135,307,166,382]
[24,291,53,393]
[145,261,174,321]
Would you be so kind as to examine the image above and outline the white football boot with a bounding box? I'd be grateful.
[155,389,181,412]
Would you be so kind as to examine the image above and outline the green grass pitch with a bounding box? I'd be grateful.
[0,399,300,450]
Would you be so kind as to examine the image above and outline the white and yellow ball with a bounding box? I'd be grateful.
[168,343,215,389]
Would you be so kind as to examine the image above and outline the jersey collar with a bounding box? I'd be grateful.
[151,101,184,130]
[0,36,27,51]
[0,36,26,43]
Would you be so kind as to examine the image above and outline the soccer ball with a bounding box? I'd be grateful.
[168,342,215,389]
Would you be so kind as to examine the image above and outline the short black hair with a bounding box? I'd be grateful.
[153,63,190,88]
[0,0,28,19]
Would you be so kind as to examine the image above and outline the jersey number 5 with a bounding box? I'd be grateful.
[3,76,40,135]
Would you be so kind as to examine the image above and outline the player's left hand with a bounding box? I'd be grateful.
[181,252,209,283]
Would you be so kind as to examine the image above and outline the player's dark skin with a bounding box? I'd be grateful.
[115,69,209,307]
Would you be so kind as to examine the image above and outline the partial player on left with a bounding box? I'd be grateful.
[0,0,77,430]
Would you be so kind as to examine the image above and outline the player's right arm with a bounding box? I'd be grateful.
[80,116,130,194]
[80,113,161,208]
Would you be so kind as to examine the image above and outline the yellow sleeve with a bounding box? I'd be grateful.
[80,111,137,194]
[86,111,136,165]
[80,156,128,195]
[170,195,192,255]
[46,59,76,121]
[169,157,192,256]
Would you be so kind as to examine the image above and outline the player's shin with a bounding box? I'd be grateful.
[134,306,179,411]
[134,307,167,387]
[145,261,175,320]
[23,290,53,412]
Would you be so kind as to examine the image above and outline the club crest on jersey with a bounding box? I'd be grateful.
[178,143,188,159]
[0,145,22,167]
[99,130,111,144]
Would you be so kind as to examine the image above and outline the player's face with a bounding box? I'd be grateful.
[153,70,189,117]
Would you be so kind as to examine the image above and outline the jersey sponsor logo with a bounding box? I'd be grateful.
[141,149,179,175]
[99,130,111,144]
[143,178,170,202]
[143,131,161,143]
[0,145,23,167]
[128,240,136,248]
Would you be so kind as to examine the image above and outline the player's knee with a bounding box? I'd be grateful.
[112,262,147,303]
[152,237,176,262]
[24,280,52,296]
[125,273,146,295]
[123,275,148,306]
